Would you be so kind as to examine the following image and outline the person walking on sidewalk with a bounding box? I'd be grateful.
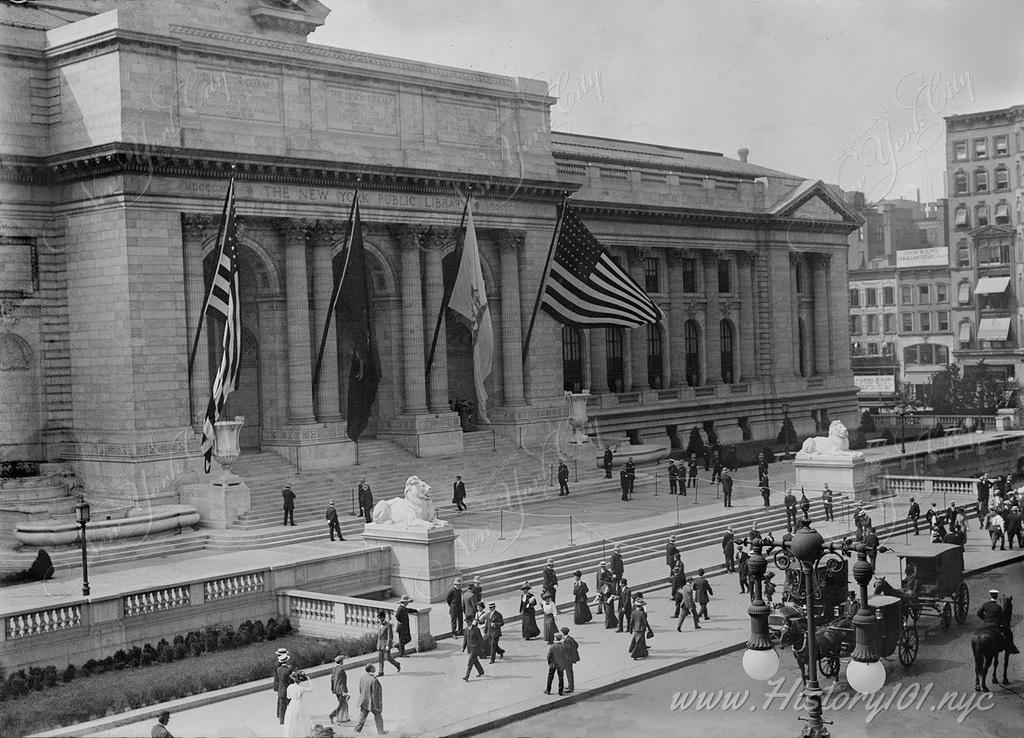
[595,561,613,614]
[326,499,344,542]
[452,475,468,511]
[736,545,750,595]
[328,655,350,724]
[394,596,413,657]
[484,602,506,662]
[675,578,700,630]
[616,577,633,633]
[907,497,921,535]
[560,627,580,693]
[822,483,835,521]
[603,446,614,479]
[720,470,733,507]
[541,592,559,644]
[545,633,568,696]
[557,460,570,496]
[572,570,593,624]
[357,478,374,524]
[760,475,771,507]
[722,528,735,572]
[282,485,296,527]
[619,465,631,501]
[447,578,465,637]
[627,598,653,660]
[624,457,637,497]
[665,536,678,577]
[151,711,173,738]
[670,563,686,618]
[375,611,401,676]
[609,545,624,581]
[542,559,559,602]
[784,490,798,532]
[521,582,542,638]
[355,664,386,734]
[273,648,293,725]
[463,616,486,681]
[692,568,713,620]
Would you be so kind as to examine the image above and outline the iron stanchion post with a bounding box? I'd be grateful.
[498,509,505,540]
[492,429,496,452]
[574,460,578,483]
[569,515,574,546]
[654,473,659,496]
[675,492,680,524]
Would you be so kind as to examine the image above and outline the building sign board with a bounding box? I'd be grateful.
[854,375,896,394]
[895,247,947,268]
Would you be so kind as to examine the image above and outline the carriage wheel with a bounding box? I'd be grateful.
[818,652,840,679]
[898,624,919,666]
[909,602,921,623]
[953,583,970,625]
[940,602,952,631]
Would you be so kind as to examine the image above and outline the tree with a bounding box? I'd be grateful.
[777,418,797,455]
[925,362,1005,415]
[858,410,876,433]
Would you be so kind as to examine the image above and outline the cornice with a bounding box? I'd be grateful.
[552,151,761,182]
[0,143,578,203]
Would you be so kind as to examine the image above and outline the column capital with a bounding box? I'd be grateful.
[497,230,524,252]
[809,252,832,268]
[789,250,804,267]
[389,224,423,252]
[421,226,456,253]
[311,219,341,246]
[701,249,721,265]
[669,248,696,264]
[627,244,651,266]
[181,214,210,241]
[278,218,311,243]
[735,249,756,266]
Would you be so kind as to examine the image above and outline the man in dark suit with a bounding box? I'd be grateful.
[273,648,293,724]
[692,568,713,620]
[355,664,385,734]
[462,616,486,681]
[447,578,465,636]
[545,633,568,695]
[907,497,921,535]
[375,610,401,675]
[686,454,698,492]
[720,470,733,507]
[822,483,835,521]
[560,627,580,693]
[736,545,750,595]
[667,459,679,495]
[721,528,735,572]
[603,447,614,479]
[282,485,296,527]
[619,466,630,501]
[484,602,505,662]
[452,475,467,511]
[557,461,570,496]
[542,559,558,602]
[665,536,678,576]
[357,478,373,523]
[624,457,636,497]
[784,490,798,532]
[609,546,624,581]
[616,577,633,633]
[670,563,687,618]
[326,499,344,542]
[395,595,413,657]
[978,590,1019,654]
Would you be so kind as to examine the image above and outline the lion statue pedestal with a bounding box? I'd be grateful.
[361,476,457,603]
[794,420,874,500]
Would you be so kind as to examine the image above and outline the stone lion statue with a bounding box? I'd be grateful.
[797,420,864,458]
[370,476,449,528]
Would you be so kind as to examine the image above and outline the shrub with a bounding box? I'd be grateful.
[217,627,235,651]
[157,639,173,663]
[61,665,76,683]
[849,429,867,450]
[252,620,266,641]
[7,672,28,698]
[202,626,220,653]
[279,618,292,637]
[112,649,128,670]
[265,618,279,640]
[685,427,705,458]
[81,659,98,676]
[859,410,876,432]
[127,646,142,667]
[881,429,895,445]
[41,666,59,690]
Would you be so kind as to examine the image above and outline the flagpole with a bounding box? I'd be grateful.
[424,190,471,379]
[522,194,569,364]
[312,190,359,396]
[187,176,235,382]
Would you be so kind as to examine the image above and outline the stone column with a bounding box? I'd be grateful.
[280,219,316,424]
[702,250,722,384]
[667,250,687,388]
[311,220,342,422]
[182,214,210,429]
[811,253,832,375]
[736,250,757,382]
[828,252,851,377]
[423,229,451,413]
[498,231,526,405]
[790,252,803,376]
[628,246,650,391]
[589,329,608,394]
[395,226,428,414]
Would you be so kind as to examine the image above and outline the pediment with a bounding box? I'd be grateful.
[787,195,845,221]
[770,180,863,225]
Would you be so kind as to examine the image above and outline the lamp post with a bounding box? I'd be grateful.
[782,403,792,459]
[895,402,908,454]
[741,515,887,737]
[74,496,91,597]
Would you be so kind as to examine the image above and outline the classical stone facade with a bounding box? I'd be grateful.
[0,0,861,504]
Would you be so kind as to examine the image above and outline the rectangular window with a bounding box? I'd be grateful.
[996,168,1009,190]
[995,203,1010,224]
[995,134,1009,156]
[956,241,971,267]
[883,286,894,305]
[936,284,949,304]
[937,311,949,331]
[900,285,914,305]
[918,285,930,304]
[974,138,988,158]
[919,312,931,331]
[849,288,860,307]
[954,140,968,161]
[644,257,660,293]
[717,259,731,293]
[901,312,913,332]
[865,288,877,307]
[955,207,969,228]
[867,342,878,355]
[883,314,895,333]
[919,345,934,364]
[681,258,697,292]
[866,314,877,334]
[849,315,860,334]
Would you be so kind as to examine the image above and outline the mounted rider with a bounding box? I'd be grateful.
[978,589,1019,654]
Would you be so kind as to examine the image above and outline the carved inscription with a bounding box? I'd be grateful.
[327,85,398,135]
[436,102,499,146]
[182,67,282,123]
[178,181,465,211]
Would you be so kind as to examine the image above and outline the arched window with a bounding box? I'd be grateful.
[605,327,625,393]
[561,326,584,392]
[974,168,989,193]
[953,170,968,195]
[646,324,663,389]
[720,319,735,384]
[798,318,808,377]
[976,203,990,227]
[684,320,701,387]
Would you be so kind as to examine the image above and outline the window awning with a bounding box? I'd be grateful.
[958,283,971,304]
[958,322,972,341]
[977,317,1012,341]
[974,276,1010,295]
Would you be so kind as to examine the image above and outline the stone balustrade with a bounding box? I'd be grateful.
[879,475,978,498]
[5,605,82,640]
[124,586,192,618]
[204,572,265,601]
[280,590,433,651]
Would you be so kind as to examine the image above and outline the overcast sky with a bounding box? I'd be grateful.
[310,0,1023,205]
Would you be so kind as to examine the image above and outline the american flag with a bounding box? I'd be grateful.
[541,204,662,327]
[200,178,241,472]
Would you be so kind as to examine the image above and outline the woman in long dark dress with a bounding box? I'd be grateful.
[603,588,618,629]
[541,592,558,643]
[628,597,652,659]
[520,583,541,640]
[572,570,593,624]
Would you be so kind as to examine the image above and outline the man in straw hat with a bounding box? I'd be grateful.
[326,498,344,542]
[375,610,402,676]
[272,648,293,724]
[462,614,486,681]
[447,578,465,637]
[395,595,413,657]
[609,545,624,581]
[484,602,506,663]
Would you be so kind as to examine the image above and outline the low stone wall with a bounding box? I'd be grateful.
[0,549,391,672]
[280,590,433,651]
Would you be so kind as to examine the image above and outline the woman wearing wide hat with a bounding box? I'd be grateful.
[540,591,559,644]
[572,569,593,624]
[519,582,541,640]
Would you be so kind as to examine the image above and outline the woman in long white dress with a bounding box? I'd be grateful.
[283,670,313,738]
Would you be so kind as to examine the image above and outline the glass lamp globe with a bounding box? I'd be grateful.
[847,659,886,694]
[742,647,780,681]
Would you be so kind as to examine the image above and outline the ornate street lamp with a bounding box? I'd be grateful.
[895,402,909,455]
[782,403,792,459]
[74,496,91,597]
[742,515,888,737]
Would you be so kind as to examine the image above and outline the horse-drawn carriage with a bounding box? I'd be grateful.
[875,543,970,632]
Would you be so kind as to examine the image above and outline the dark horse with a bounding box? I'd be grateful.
[776,604,855,684]
[971,595,1015,692]
[874,576,920,621]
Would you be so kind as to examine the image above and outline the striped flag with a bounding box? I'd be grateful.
[200,178,241,473]
[541,204,662,327]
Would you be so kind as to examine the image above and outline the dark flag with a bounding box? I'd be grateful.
[337,200,380,441]
[541,204,662,327]
[199,178,241,472]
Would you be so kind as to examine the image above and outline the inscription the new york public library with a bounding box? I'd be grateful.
[179,181,465,213]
